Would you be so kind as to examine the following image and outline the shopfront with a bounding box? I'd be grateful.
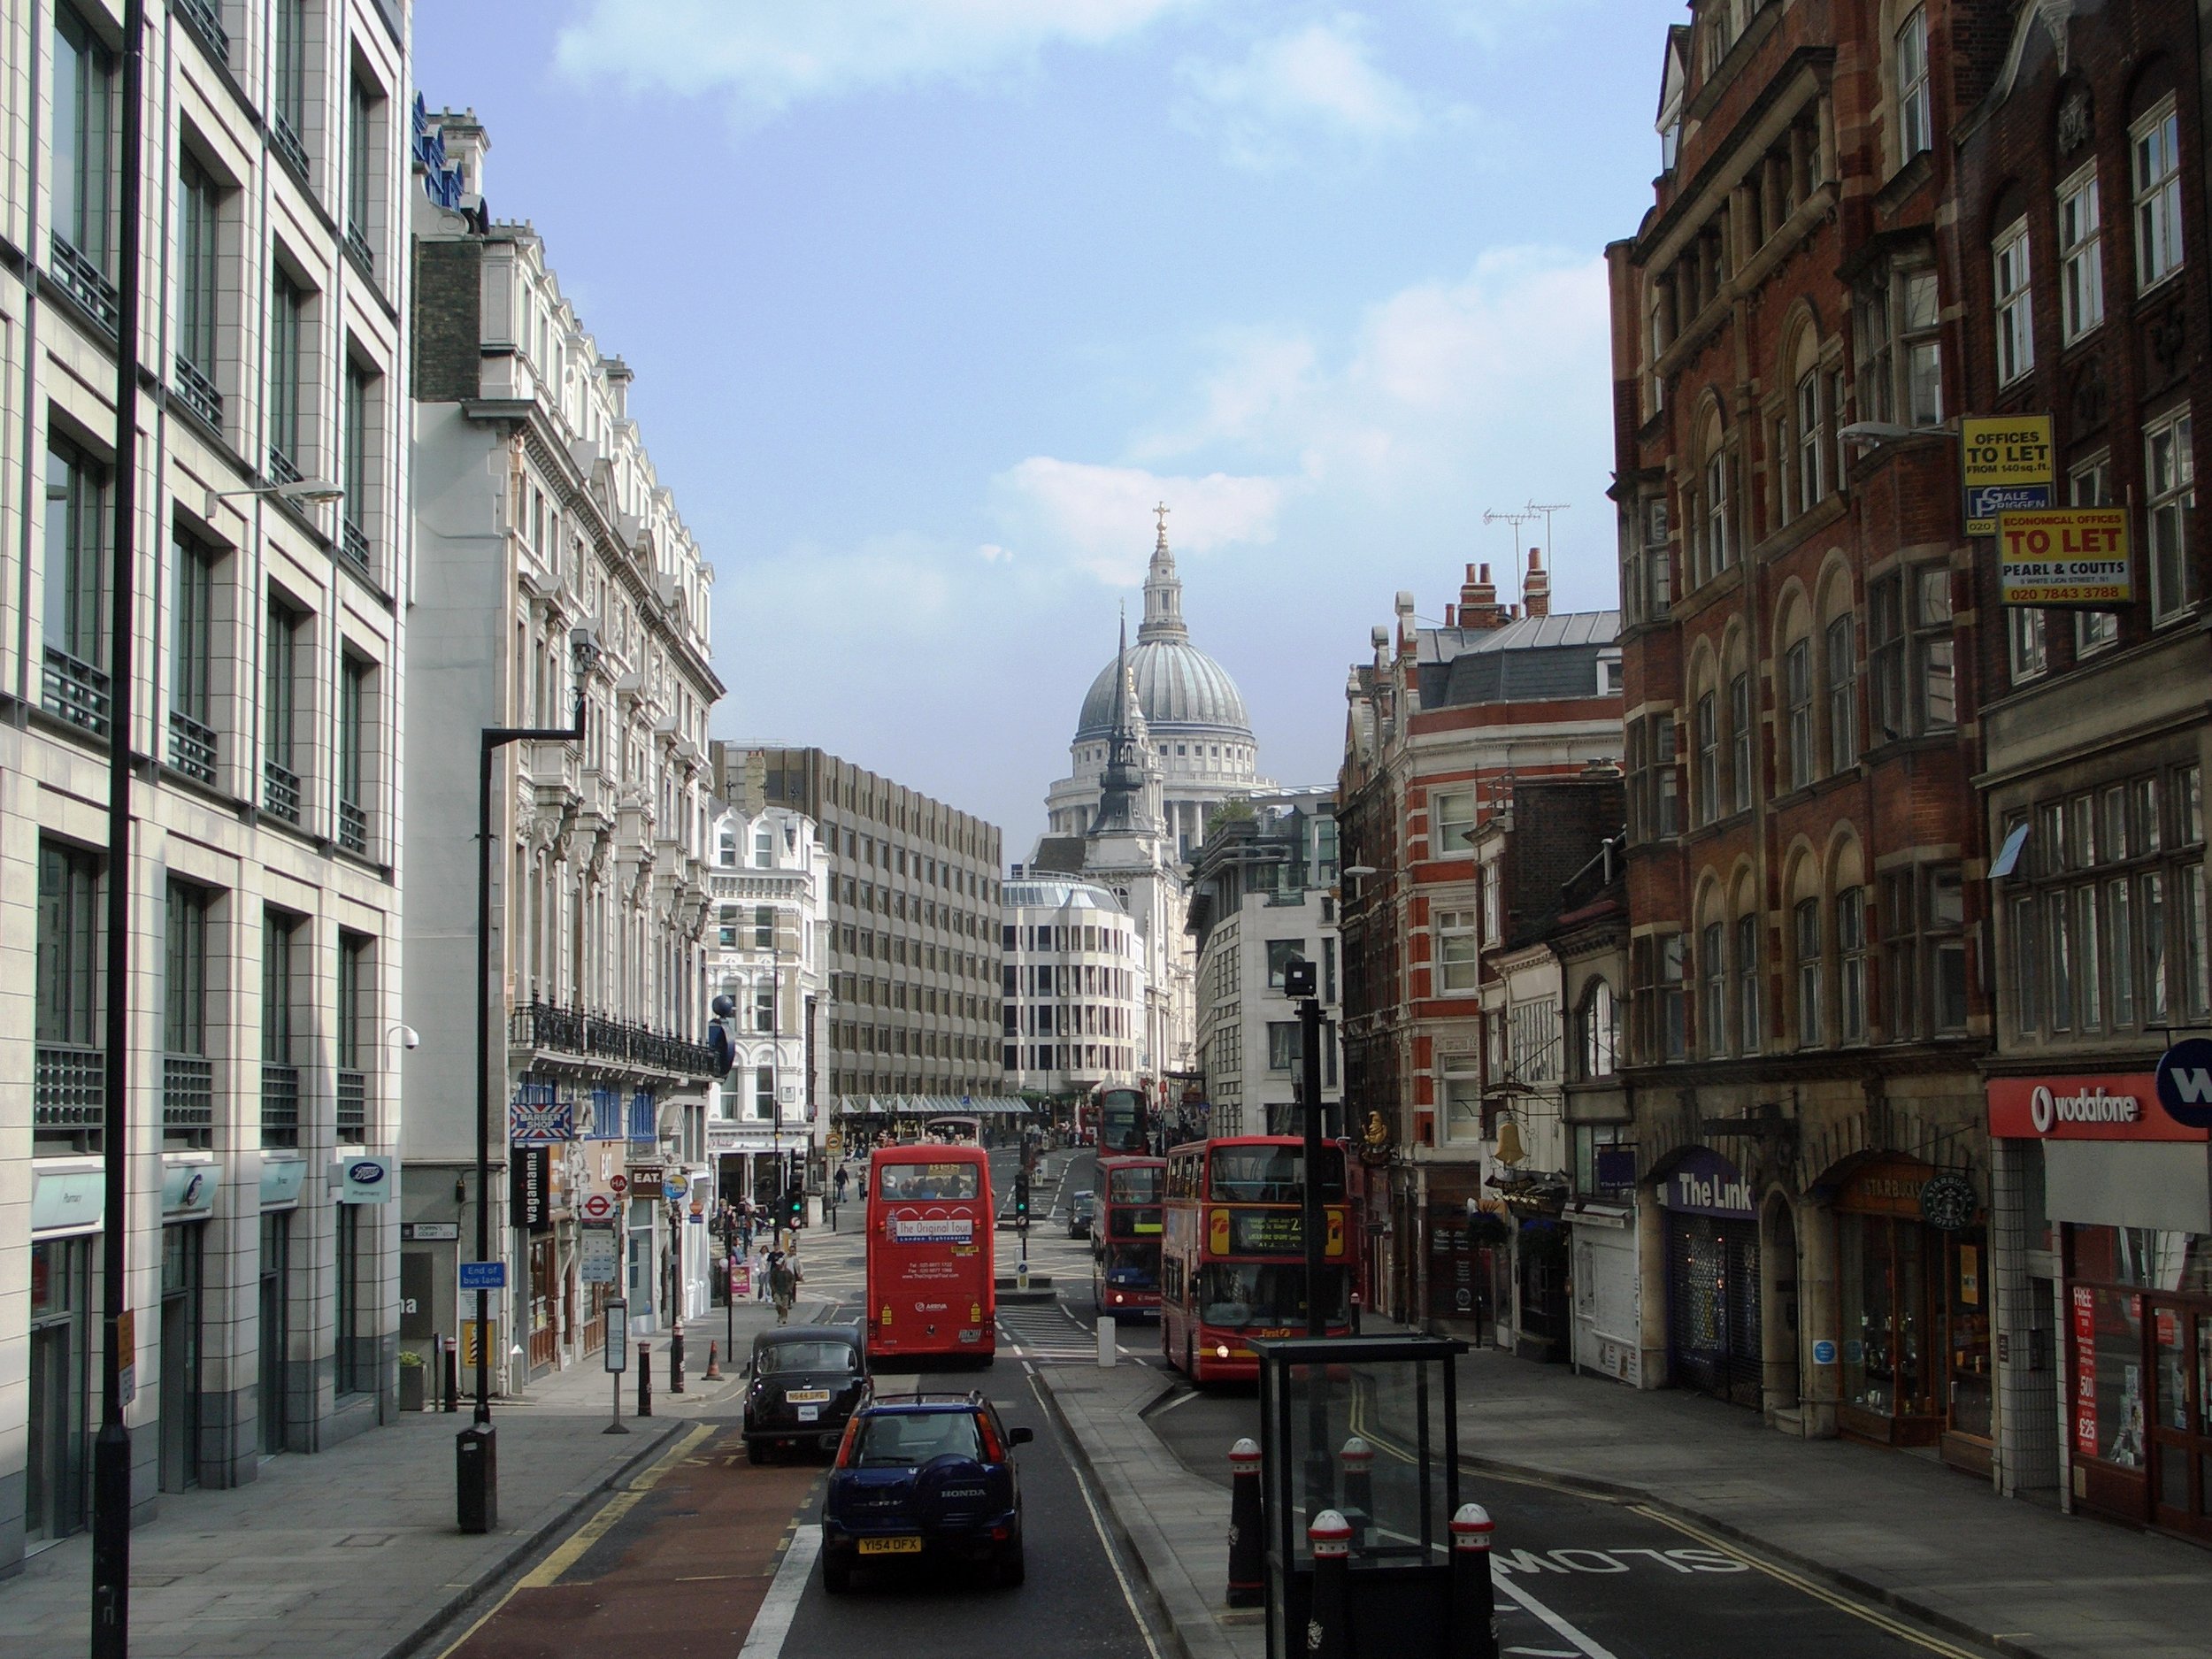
[1655,1148,1761,1407]
[1989,1068,2212,1541]
[27,1233,93,1547]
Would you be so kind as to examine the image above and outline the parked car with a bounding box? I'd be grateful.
[821,1391,1032,1592]
[1067,1188,1095,1238]
[742,1325,869,1462]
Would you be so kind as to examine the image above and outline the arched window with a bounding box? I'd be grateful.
[1776,596,1814,790]
[1733,881,1762,1052]
[1700,910,1728,1058]
[1819,572,1859,773]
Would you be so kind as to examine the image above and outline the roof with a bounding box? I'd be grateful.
[1414,609,1622,711]
[1075,637,1252,739]
[1002,877,1127,913]
[1416,609,1621,663]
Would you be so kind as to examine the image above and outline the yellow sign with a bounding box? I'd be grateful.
[1962,415,2055,535]
[1209,1206,1230,1255]
[1997,507,2131,607]
[1325,1207,1346,1260]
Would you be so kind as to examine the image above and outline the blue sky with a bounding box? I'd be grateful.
[413,1,1677,853]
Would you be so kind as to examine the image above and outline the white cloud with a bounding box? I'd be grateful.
[989,457,1291,581]
[555,0,1198,112]
[1178,15,1427,169]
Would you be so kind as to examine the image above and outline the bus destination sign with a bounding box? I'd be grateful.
[887,1214,975,1245]
[1212,1208,1348,1257]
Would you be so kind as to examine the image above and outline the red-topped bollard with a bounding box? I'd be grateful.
[1226,1438,1264,1607]
[1308,1509,1353,1659]
[1450,1503,1498,1659]
[1340,1436,1374,1544]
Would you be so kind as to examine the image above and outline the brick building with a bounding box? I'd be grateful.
[1609,0,1996,1466]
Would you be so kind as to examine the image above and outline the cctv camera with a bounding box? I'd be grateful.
[395,1024,421,1050]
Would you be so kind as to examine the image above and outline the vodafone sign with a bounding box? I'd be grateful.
[1986,1073,2208,1142]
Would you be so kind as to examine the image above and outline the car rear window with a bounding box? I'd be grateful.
[758,1340,854,1375]
[850,1411,984,1466]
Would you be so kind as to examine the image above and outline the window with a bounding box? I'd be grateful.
[1893,6,1930,164]
[1855,284,1894,425]
[2147,407,2195,618]
[1838,887,1868,1042]
[43,442,110,734]
[346,78,375,254]
[1824,614,1857,772]
[268,273,305,480]
[755,905,774,948]
[1994,219,2034,385]
[262,909,297,1068]
[1730,671,1755,810]
[1441,1058,1482,1141]
[1871,566,1954,735]
[1701,921,1727,1056]
[755,823,775,866]
[1795,369,1824,512]
[1901,270,1943,427]
[342,363,373,563]
[1659,933,1687,1061]
[1580,980,1617,1079]
[271,0,308,160]
[2008,606,2047,681]
[178,155,221,404]
[755,979,776,1034]
[1784,643,1812,789]
[37,841,103,1057]
[2132,99,2184,291]
[263,599,301,822]
[1267,939,1308,990]
[1695,691,1719,824]
[1654,715,1678,835]
[1640,495,1671,619]
[1431,789,1475,856]
[51,6,116,285]
[337,927,369,1086]
[1885,865,1967,1037]
[1794,898,1823,1045]
[1266,1022,1301,1071]
[2059,167,2104,342]
[1735,910,1761,1051]
[1435,909,1479,994]
[1704,449,1732,575]
[165,883,211,1059]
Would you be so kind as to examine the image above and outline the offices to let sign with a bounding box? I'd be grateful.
[1962,414,2054,535]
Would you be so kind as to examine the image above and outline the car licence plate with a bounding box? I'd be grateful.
[787,1389,831,1404]
[797,1405,819,1422]
[858,1536,923,1556]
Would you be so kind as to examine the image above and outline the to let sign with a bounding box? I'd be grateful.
[1997,507,2131,607]
[1962,414,2054,535]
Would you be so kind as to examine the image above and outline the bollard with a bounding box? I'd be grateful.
[1449,1503,1498,1659]
[1226,1438,1264,1608]
[442,1334,459,1413]
[1097,1315,1117,1368]
[1340,1437,1374,1546]
[703,1340,723,1381]
[671,1325,687,1394]
[1307,1509,1353,1659]
[637,1340,654,1417]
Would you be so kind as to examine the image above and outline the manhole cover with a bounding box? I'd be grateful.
[335,1533,395,1548]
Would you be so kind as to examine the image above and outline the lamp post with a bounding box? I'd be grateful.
[458,627,602,1535]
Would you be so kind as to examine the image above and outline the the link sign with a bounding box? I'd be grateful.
[1996,506,2131,607]
[1962,414,2053,535]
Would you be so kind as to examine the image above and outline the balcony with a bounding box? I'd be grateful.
[339,518,373,580]
[338,797,369,856]
[169,710,218,785]
[270,112,311,182]
[173,353,223,430]
[175,0,227,60]
[336,1070,368,1142]
[164,1055,214,1148]
[43,647,111,737]
[264,758,301,824]
[35,1044,104,1151]
[268,446,303,487]
[344,222,376,280]
[260,1063,300,1148]
[49,234,119,334]
[510,997,721,1079]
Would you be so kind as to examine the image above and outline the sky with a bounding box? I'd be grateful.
[412,1,1678,856]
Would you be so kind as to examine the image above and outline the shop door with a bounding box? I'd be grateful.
[159,1224,204,1492]
[528,1236,559,1372]
[258,1213,290,1455]
[1667,1215,1762,1407]
[27,1239,90,1545]
[2147,1299,2212,1541]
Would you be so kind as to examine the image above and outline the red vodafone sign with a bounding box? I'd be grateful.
[1986,1073,2208,1141]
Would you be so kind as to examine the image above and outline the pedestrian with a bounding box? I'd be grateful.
[752,1239,772,1301]
[769,1250,798,1325]
[834,1164,849,1208]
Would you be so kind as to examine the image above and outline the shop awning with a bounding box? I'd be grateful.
[832,1094,1044,1118]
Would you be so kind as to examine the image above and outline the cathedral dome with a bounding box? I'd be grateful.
[1072,518,1254,741]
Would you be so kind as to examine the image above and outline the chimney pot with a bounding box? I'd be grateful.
[1529,548,1542,570]
[1444,603,1456,626]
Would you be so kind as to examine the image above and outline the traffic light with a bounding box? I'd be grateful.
[1014,1174,1031,1221]
[785,1187,804,1229]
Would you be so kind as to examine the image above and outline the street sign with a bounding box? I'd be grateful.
[604,1301,629,1371]
[663,1177,688,1202]
[1996,507,2131,607]
[1962,414,2054,536]
[458,1260,507,1291]
[580,1192,616,1223]
[580,1225,618,1284]
[403,1222,460,1241]
[335,1155,396,1204]
[118,1308,136,1407]
[609,1172,629,1197]
[1812,1339,1838,1365]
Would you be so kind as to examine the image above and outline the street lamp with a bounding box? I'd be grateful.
[204,477,346,518]
[458,626,602,1535]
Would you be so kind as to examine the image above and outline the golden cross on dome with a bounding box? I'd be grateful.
[1153,501,1171,534]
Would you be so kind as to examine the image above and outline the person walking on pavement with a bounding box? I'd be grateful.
[752,1237,772,1301]
[769,1249,800,1325]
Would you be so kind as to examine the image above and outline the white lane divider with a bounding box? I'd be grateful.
[736,1522,822,1659]
[1493,1572,1622,1659]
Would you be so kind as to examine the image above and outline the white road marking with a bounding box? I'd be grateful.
[736,1522,821,1659]
[1492,1572,1621,1659]
[1030,1372,1164,1659]
[1147,1387,1200,1417]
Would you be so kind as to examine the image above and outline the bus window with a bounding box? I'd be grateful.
[1207,1146,1344,1204]
[875,1162,982,1202]
[1107,1165,1163,1204]
[1198,1263,1351,1329]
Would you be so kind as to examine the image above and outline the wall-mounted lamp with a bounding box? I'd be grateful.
[205,478,344,519]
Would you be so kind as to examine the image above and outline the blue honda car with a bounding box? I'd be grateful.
[820,1393,1032,1592]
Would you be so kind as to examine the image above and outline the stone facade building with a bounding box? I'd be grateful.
[1000,874,1145,1100]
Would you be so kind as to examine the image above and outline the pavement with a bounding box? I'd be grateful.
[0,1286,835,1659]
[1031,1325,2212,1659]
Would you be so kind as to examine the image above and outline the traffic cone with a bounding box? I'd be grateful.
[703,1340,723,1381]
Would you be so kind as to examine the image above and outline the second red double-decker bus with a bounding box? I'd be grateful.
[1092,1156,1166,1318]
[1161,1136,1354,1383]
[864,1143,995,1364]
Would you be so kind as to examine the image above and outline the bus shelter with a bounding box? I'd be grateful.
[1250,1333,1468,1659]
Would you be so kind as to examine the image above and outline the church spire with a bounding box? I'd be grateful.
[1139,501,1189,644]
[1091,605,1152,839]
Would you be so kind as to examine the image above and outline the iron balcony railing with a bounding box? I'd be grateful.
[336,1070,367,1142]
[270,111,311,181]
[173,353,223,429]
[267,445,303,486]
[337,798,369,856]
[50,234,119,334]
[264,758,302,823]
[343,222,376,279]
[260,1063,300,1148]
[510,997,721,1079]
[165,1055,215,1147]
[43,647,111,736]
[175,0,227,60]
[169,709,218,784]
[339,518,373,578]
[36,1043,104,1152]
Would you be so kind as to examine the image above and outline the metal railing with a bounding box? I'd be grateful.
[260,1063,300,1148]
[336,1070,367,1142]
[169,709,218,784]
[270,111,311,181]
[337,797,369,856]
[173,352,223,429]
[510,997,721,1079]
[165,1055,215,1147]
[264,758,301,823]
[343,222,376,278]
[50,234,119,334]
[175,0,227,59]
[267,445,303,486]
[36,1044,104,1148]
[339,518,373,578]
[43,647,111,736]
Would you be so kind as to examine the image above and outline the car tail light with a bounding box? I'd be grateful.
[991,1525,1010,1540]
[833,1417,863,1468]
[978,1413,1004,1461]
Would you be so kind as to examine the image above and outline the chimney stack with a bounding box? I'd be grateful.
[1444,603,1457,627]
[1458,562,1507,631]
[1523,548,1551,618]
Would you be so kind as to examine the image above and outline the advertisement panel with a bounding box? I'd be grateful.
[1996,507,2131,607]
[1962,415,2054,535]
[1985,1072,2208,1141]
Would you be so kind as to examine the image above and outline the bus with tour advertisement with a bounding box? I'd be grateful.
[1092,1155,1166,1318]
[865,1142,996,1363]
[1161,1136,1355,1384]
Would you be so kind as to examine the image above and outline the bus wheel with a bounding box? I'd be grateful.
[1186,1336,1199,1383]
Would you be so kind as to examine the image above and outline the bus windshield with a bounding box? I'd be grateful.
[875,1162,981,1202]
[1197,1263,1351,1329]
[1099,1090,1147,1153]
[1207,1146,1345,1204]
[1107,1165,1163,1204]
[1110,1205,1163,1240]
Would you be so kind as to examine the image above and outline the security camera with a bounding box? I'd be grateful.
[393,1024,421,1050]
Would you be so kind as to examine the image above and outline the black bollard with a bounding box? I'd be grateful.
[1450,1503,1497,1659]
[637,1340,654,1417]
[671,1325,687,1394]
[1340,1436,1375,1547]
[442,1334,459,1413]
[1308,1510,1352,1659]
[1226,1438,1264,1608]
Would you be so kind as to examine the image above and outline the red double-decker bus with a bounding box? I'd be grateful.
[864,1143,995,1364]
[1161,1136,1355,1384]
[1092,1156,1166,1318]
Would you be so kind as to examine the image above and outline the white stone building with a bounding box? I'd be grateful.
[2,0,414,1561]
[1000,877,1145,1098]
[402,109,724,1368]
